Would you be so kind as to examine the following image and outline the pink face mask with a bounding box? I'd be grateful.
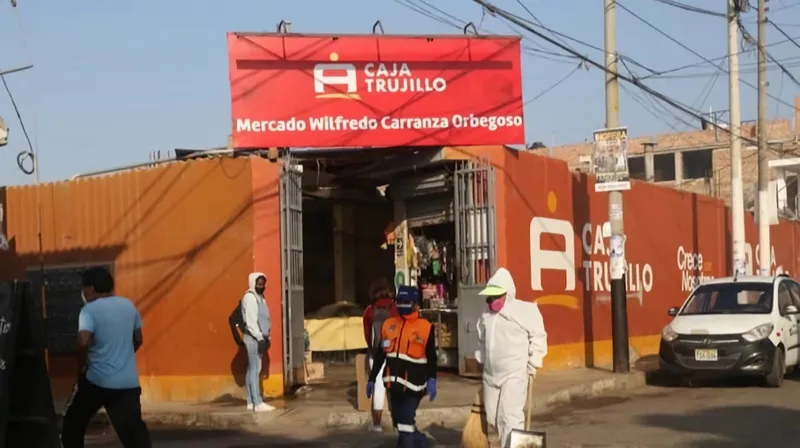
[488,298,506,313]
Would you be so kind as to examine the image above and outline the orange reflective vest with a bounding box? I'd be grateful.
[378,313,435,395]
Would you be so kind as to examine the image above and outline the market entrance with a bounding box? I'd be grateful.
[290,148,497,384]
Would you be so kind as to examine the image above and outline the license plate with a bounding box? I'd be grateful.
[695,349,718,361]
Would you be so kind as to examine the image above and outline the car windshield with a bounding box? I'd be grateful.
[680,282,773,315]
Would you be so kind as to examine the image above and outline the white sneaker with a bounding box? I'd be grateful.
[246,404,254,411]
[368,425,383,433]
[254,403,275,412]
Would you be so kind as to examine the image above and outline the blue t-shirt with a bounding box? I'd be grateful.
[78,296,142,389]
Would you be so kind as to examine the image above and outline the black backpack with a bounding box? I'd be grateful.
[228,301,246,347]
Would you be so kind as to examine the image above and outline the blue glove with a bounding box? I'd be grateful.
[427,378,437,401]
[366,381,375,399]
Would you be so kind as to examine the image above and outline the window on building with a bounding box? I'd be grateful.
[787,174,798,214]
[628,156,646,180]
[682,149,713,180]
[654,153,676,182]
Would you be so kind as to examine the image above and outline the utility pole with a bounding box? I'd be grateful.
[757,0,771,275]
[605,0,630,374]
[728,0,747,276]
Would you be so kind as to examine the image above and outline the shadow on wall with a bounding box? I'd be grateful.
[637,405,800,447]
[3,158,283,401]
[116,170,280,353]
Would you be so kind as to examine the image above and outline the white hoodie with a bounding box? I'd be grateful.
[475,268,548,386]
[241,272,269,342]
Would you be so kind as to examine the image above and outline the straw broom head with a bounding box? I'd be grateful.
[461,386,489,448]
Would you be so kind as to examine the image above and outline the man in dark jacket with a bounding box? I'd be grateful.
[367,285,437,447]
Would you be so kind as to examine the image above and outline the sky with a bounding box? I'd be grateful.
[0,0,799,185]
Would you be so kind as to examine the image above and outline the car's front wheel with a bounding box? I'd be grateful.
[764,347,785,388]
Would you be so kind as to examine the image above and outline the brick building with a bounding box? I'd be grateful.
[532,97,800,218]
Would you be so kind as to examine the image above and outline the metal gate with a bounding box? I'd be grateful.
[279,160,305,387]
[454,159,497,377]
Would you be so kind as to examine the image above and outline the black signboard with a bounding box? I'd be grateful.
[0,280,60,448]
[28,264,112,356]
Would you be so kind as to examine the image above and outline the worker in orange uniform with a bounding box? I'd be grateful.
[367,285,437,447]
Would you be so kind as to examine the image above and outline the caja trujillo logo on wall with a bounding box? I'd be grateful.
[313,52,448,100]
[529,191,654,310]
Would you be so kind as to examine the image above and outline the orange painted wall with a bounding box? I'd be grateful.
[453,146,800,370]
[0,157,285,403]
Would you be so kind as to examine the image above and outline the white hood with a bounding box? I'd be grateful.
[487,267,518,302]
[241,272,268,341]
[476,267,548,387]
[247,272,266,295]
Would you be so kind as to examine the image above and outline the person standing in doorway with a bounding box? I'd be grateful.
[241,272,275,412]
[61,266,152,448]
[367,285,437,447]
[362,278,398,432]
[476,267,548,448]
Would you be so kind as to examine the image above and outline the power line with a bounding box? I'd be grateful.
[524,63,586,105]
[768,19,800,52]
[737,19,800,87]
[471,0,763,146]
[650,0,727,18]
[513,0,578,53]
[641,34,800,79]
[394,0,581,64]
[508,13,661,75]
[617,1,795,109]
[652,58,800,80]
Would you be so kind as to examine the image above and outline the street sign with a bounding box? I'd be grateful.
[592,126,631,192]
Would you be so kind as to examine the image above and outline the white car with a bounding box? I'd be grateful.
[659,274,800,387]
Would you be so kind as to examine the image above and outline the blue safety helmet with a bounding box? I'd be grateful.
[396,285,420,303]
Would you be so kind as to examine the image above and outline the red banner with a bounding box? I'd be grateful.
[227,33,524,149]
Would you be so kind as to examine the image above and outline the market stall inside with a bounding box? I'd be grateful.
[296,146,496,375]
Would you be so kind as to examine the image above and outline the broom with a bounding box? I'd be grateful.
[461,385,489,448]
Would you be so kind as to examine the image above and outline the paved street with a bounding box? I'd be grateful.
[536,376,800,447]
[85,376,800,447]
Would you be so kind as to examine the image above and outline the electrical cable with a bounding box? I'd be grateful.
[394,0,581,64]
[1,74,36,175]
[769,19,800,52]
[524,63,585,105]
[617,1,795,110]
[641,35,800,79]
[514,0,579,54]
[650,59,800,80]
[650,0,727,18]
[737,19,800,88]
[470,0,764,147]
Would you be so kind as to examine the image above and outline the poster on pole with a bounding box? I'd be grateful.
[592,126,631,192]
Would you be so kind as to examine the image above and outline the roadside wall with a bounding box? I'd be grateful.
[0,157,285,403]
[452,146,800,371]
[503,149,800,370]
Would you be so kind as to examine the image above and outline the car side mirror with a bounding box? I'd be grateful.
[784,305,799,315]
[668,307,679,317]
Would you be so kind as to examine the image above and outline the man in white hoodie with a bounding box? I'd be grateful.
[241,272,275,412]
[476,267,547,447]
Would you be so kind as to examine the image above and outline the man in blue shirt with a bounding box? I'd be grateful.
[60,266,152,448]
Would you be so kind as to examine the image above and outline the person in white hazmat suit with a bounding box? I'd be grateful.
[476,267,548,447]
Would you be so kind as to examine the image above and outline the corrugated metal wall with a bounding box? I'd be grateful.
[0,157,286,402]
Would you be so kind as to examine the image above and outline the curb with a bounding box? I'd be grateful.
[139,409,283,429]
[325,371,648,429]
[57,407,283,431]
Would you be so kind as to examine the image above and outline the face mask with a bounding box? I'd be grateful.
[80,291,88,304]
[396,302,414,316]
[255,287,265,295]
[488,298,506,313]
